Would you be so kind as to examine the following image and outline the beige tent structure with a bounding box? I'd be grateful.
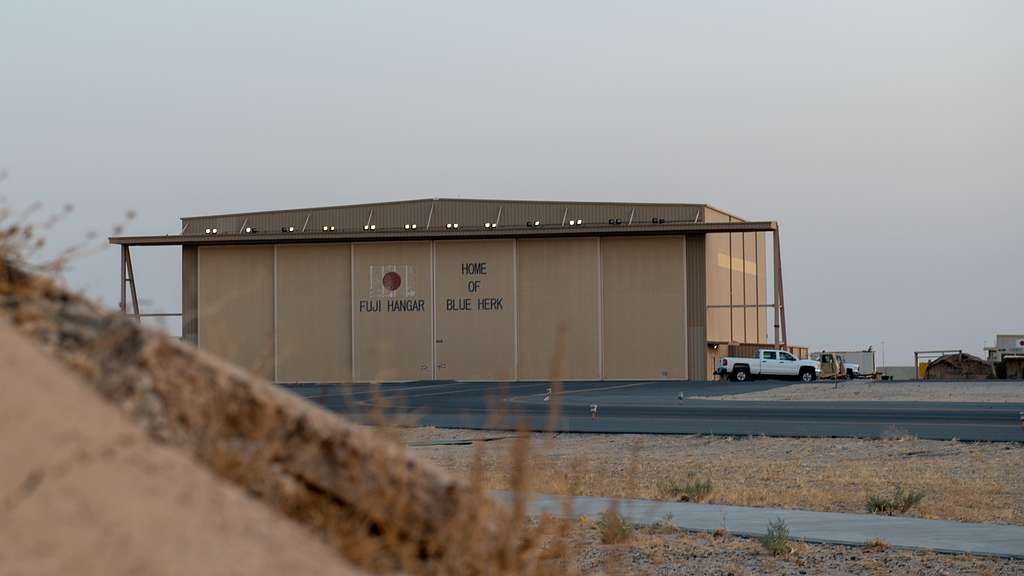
[924,353,995,380]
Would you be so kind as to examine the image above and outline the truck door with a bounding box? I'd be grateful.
[762,350,778,375]
[778,351,799,376]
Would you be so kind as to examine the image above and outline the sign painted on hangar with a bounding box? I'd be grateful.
[359,264,425,312]
[444,261,503,312]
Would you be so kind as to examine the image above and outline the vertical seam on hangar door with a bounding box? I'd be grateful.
[513,238,519,381]
[431,240,437,380]
[681,235,688,378]
[350,243,356,383]
[273,245,278,383]
[597,236,604,379]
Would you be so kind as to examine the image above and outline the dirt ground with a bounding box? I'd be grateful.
[693,380,1024,402]
[400,428,1024,526]
[568,522,1024,575]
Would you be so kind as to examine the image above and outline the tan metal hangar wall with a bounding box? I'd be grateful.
[275,244,352,383]
[601,236,687,379]
[191,233,732,382]
[516,238,601,380]
[352,242,434,382]
[434,240,516,381]
[197,245,275,380]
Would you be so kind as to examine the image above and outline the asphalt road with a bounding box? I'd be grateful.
[288,380,1024,442]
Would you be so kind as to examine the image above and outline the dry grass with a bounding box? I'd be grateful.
[596,506,634,544]
[866,484,926,515]
[758,518,792,556]
[864,537,891,551]
[404,428,1024,526]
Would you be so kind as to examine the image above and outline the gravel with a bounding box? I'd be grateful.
[570,523,1024,575]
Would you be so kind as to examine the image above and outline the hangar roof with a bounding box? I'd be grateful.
[110,198,775,246]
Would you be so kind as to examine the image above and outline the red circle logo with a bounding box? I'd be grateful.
[382,271,402,291]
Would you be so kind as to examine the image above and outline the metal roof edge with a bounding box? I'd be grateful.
[181,197,714,221]
[110,220,777,247]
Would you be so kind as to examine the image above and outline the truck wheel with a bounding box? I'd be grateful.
[734,368,749,382]
[846,369,855,380]
[800,368,815,383]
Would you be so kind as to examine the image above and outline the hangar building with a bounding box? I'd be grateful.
[110,199,788,382]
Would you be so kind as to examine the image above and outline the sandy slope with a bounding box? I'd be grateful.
[0,322,362,575]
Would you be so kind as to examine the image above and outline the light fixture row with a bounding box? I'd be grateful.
[203,218,602,235]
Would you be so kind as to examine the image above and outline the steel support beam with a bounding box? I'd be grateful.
[119,245,127,314]
[120,245,141,322]
[772,225,787,345]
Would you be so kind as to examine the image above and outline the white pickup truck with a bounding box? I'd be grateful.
[715,349,820,382]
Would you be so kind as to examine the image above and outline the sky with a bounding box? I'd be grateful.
[1,1,1021,366]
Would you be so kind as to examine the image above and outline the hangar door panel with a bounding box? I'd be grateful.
[602,237,686,379]
[276,244,352,383]
[198,246,275,380]
[434,240,515,381]
[517,238,600,380]
[353,242,432,382]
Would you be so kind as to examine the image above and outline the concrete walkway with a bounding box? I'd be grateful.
[493,492,1024,559]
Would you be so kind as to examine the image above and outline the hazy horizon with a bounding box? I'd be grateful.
[2,1,1021,367]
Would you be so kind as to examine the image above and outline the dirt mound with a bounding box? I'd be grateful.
[0,322,364,575]
[0,258,549,575]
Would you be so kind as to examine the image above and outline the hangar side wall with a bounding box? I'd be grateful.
[602,236,687,379]
[517,238,601,380]
[197,245,275,380]
[352,242,433,382]
[275,244,352,383]
[704,209,732,343]
[434,240,515,381]
[704,207,768,346]
[756,231,768,343]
